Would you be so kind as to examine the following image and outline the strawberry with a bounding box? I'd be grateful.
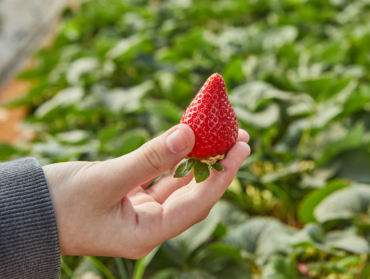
[174,73,239,183]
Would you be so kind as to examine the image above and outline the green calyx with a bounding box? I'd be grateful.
[174,158,224,183]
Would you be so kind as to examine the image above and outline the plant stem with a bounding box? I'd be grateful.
[115,257,129,279]
[61,256,73,278]
[87,256,116,279]
[132,245,160,279]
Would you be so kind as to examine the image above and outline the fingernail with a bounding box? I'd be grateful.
[166,129,187,153]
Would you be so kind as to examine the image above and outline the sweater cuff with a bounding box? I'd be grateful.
[0,157,60,278]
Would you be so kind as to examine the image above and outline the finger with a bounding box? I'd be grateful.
[127,186,145,198]
[141,176,158,189]
[237,129,250,143]
[93,124,195,204]
[145,168,194,204]
[145,129,250,204]
[129,192,156,206]
[127,185,156,206]
[161,142,251,238]
[141,168,172,190]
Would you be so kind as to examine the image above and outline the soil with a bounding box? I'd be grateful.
[0,80,30,144]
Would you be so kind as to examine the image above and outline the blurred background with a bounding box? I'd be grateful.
[1,0,370,278]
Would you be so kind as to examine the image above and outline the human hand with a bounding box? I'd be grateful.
[43,124,250,258]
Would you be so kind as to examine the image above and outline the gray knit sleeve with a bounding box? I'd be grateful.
[0,157,61,278]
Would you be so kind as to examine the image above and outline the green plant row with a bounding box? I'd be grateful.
[2,0,370,278]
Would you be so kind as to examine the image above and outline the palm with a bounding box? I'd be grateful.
[127,174,193,207]
[114,174,199,247]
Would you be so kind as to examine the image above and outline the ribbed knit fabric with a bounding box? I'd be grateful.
[0,157,61,278]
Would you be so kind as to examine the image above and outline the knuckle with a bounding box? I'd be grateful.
[76,161,101,177]
[197,209,211,223]
[141,144,162,171]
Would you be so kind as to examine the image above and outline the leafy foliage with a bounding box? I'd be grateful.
[3,0,370,278]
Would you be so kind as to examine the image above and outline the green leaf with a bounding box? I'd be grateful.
[289,223,325,248]
[170,270,216,279]
[360,261,370,279]
[223,217,294,265]
[150,269,178,279]
[300,167,339,189]
[261,255,298,279]
[291,74,333,101]
[106,35,146,59]
[190,243,243,267]
[313,122,364,167]
[35,87,84,118]
[174,159,197,178]
[162,201,224,262]
[311,105,342,129]
[261,26,298,51]
[55,130,89,144]
[105,81,153,113]
[289,224,367,255]
[156,71,192,101]
[145,100,182,122]
[61,256,73,277]
[336,256,361,269]
[211,163,224,172]
[222,58,245,89]
[314,184,370,223]
[235,103,280,129]
[66,57,99,85]
[229,81,295,112]
[0,143,17,161]
[298,180,349,224]
[216,200,249,228]
[174,28,204,55]
[292,226,370,256]
[325,230,370,254]
[190,243,252,278]
[117,130,149,156]
[335,148,370,184]
[261,162,301,183]
[265,183,294,208]
[227,177,243,195]
[329,78,357,103]
[98,123,126,143]
[194,161,210,183]
[31,138,98,163]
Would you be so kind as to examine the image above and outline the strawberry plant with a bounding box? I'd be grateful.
[2,0,370,278]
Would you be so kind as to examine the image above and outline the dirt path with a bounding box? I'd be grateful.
[0,7,67,144]
[0,1,79,144]
[0,80,30,144]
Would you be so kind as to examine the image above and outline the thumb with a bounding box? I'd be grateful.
[101,124,195,201]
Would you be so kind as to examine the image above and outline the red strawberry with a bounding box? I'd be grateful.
[174,73,239,183]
